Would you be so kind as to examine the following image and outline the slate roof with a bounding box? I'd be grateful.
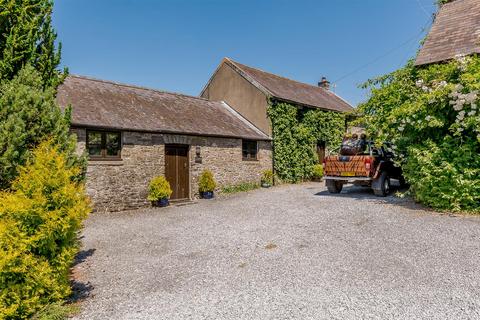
[56,75,270,140]
[202,58,353,113]
[415,0,480,66]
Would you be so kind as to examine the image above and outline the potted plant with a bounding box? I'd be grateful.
[261,170,273,188]
[147,176,173,207]
[312,164,324,182]
[198,169,216,199]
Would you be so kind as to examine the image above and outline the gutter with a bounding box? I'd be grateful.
[70,124,272,142]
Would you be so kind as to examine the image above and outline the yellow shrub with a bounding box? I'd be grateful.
[147,176,172,201]
[312,164,324,179]
[0,140,91,319]
[198,170,216,193]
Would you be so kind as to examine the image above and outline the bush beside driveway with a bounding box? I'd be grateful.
[73,183,480,320]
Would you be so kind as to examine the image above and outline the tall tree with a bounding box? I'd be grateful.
[0,0,81,189]
[0,64,77,189]
[0,0,63,86]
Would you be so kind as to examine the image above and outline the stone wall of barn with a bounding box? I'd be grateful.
[72,128,272,212]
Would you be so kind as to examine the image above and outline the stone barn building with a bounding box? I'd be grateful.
[201,58,353,163]
[57,75,271,212]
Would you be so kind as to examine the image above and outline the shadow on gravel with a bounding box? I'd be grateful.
[314,182,428,212]
[70,248,96,302]
[73,248,96,267]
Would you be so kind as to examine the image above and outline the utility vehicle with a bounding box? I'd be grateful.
[323,141,405,197]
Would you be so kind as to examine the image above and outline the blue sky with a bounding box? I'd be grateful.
[52,0,437,107]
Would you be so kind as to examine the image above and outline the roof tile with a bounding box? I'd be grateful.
[224,58,353,112]
[416,0,480,65]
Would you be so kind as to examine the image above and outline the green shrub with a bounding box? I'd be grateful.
[437,0,453,6]
[221,182,259,194]
[261,170,273,185]
[32,302,79,320]
[312,164,324,179]
[198,170,216,193]
[0,140,91,319]
[404,138,480,212]
[357,55,480,212]
[147,176,172,201]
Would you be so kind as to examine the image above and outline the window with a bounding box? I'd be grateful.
[242,140,258,161]
[86,130,121,160]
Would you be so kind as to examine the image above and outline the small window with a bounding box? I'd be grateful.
[86,130,121,160]
[242,140,258,161]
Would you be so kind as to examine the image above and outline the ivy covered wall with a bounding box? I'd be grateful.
[267,101,345,183]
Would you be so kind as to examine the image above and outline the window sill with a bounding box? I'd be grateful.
[88,160,124,166]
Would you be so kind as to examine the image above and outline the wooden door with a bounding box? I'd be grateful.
[317,141,326,164]
[165,145,189,200]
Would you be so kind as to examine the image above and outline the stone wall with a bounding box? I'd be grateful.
[72,128,272,212]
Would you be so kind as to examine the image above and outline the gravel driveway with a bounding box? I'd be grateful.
[73,183,480,320]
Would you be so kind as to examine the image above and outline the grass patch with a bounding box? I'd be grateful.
[32,302,80,320]
[221,182,260,194]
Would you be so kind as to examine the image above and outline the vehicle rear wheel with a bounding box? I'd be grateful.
[326,180,343,193]
[372,172,390,197]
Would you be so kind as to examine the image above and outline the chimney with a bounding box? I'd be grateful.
[318,76,330,90]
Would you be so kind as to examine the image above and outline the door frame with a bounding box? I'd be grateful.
[164,144,190,201]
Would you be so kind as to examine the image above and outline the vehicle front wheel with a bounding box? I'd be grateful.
[372,172,390,197]
[326,180,343,193]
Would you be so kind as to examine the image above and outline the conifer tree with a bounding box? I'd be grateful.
[0,65,77,189]
[0,0,63,86]
[0,2,88,317]
[0,0,82,189]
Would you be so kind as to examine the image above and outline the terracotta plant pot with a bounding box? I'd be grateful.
[152,198,169,207]
[200,191,214,199]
